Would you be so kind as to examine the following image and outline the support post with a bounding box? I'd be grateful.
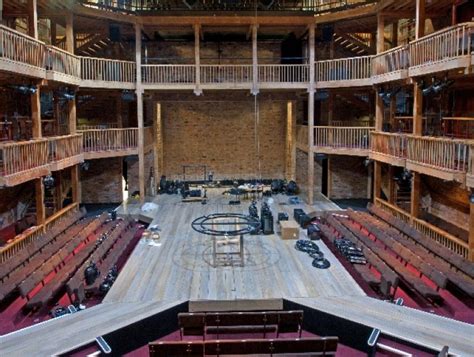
[416,0,426,40]
[389,94,396,131]
[391,21,398,48]
[469,198,474,261]
[374,162,382,200]
[31,89,41,139]
[27,0,38,39]
[377,14,385,54]
[194,24,202,95]
[0,0,3,24]
[66,13,74,53]
[367,162,373,200]
[35,178,46,226]
[388,166,395,204]
[413,83,423,135]
[285,101,296,181]
[68,99,77,135]
[153,102,163,187]
[307,24,315,205]
[51,20,57,46]
[410,172,421,220]
[55,172,62,211]
[327,156,332,199]
[136,24,145,203]
[251,24,259,95]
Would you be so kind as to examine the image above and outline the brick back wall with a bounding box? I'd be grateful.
[161,99,287,181]
[81,158,123,204]
[330,156,368,199]
[127,152,154,195]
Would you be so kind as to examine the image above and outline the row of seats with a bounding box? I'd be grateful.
[178,310,303,340]
[149,337,339,357]
[0,215,99,301]
[0,208,85,282]
[368,204,474,279]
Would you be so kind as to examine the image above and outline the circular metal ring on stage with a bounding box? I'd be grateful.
[191,213,261,236]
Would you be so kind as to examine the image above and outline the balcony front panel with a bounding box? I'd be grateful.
[314,126,373,156]
[315,56,372,89]
[0,139,51,187]
[369,132,407,167]
[409,22,474,77]
[258,64,309,89]
[49,134,84,171]
[46,46,82,85]
[80,128,139,159]
[372,45,409,84]
[142,64,196,90]
[406,135,468,182]
[200,64,253,90]
[81,57,136,89]
[0,25,46,79]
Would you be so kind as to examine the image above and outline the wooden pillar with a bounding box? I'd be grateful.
[68,99,77,134]
[307,24,315,205]
[27,0,38,39]
[35,179,46,225]
[136,24,145,203]
[388,166,396,204]
[0,0,4,24]
[469,199,474,262]
[55,172,62,211]
[413,83,423,135]
[410,172,421,220]
[328,92,334,125]
[153,102,163,186]
[452,1,457,26]
[377,14,385,54]
[116,96,123,128]
[415,0,426,40]
[66,13,74,53]
[374,162,382,200]
[194,24,202,96]
[389,94,396,131]
[367,162,373,200]
[31,89,42,139]
[327,156,332,199]
[251,24,259,95]
[51,20,57,46]
[285,101,296,181]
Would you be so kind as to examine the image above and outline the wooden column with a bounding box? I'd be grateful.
[410,172,421,220]
[35,179,46,225]
[413,83,423,135]
[367,162,373,200]
[31,89,42,138]
[388,166,396,204]
[251,24,259,95]
[66,13,74,53]
[194,24,202,96]
[469,199,474,262]
[136,24,145,203]
[51,20,57,46]
[0,0,4,25]
[327,156,332,199]
[327,92,334,125]
[374,162,382,200]
[377,14,385,54]
[68,99,77,134]
[307,24,315,205]
[153,102,163,186]
[55,172,62,211]
[285,101,296,181]
[415,0,426,40]
[389,94,396,131]
[392,21,398,48]
[116,96,123,128]
[27,0,38,39]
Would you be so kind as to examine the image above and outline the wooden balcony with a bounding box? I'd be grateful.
[0,139,50,186]
[80,57,136,89]
[46,46,81,85]
[466,144,474,188]
[142,64,196,90]
[372,45,409,84]
[201,64,252,90]
[296,125,309,152]
[80,128,139,159]
[375,198,469,259]
[369,132,407,167]
[315,56,372,88]
[406,135,468,182]
[409,22,474,77]
[258,64,309,89]
[0,24,46,78]
[48,134,84,171]
[314,126,373,156]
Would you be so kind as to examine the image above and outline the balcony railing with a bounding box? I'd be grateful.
[409,22,474,75]
[370,132,407,166]
[201,64,252,85]
[48,134,84,170]
[406,135,469,174]
[46,46,81,79]
[0,139,50,177]
[142,64,195,84]
[372,45,409,82]
[258,64,309,84]
[80,128,139,157]
[314,126,373,154]
[315,56,372,85]
[0,24,46,75]
[81,57,136,84]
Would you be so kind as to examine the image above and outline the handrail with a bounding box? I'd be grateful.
[0,139,50,176]
[201,64,253,84]
[81,57,136,82]
[0,24,46,69]
[409,22,474,68]
[406,135,469,172]
[370,132,408,159]
[374,198,469,258]
[142,64,195,84]
[258,64,309,83]
[46,45,81,78]
[79,128,139,152]
[48,134,83,162]
[372,45,409,76]
[315,56,372,82]
[314,126,373,150]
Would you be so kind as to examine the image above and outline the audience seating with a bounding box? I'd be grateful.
[149,337,339,356]
[178,311,303,340]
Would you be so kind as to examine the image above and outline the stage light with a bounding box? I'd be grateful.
[11,85,37,95]
[43,175,55,189]
[432,79,454,94]
[122,90,135,101]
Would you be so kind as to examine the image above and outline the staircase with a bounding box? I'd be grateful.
[333,32,373,56]
[75,33,114,57]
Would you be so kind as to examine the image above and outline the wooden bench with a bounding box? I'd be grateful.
[149,337,339,356]
[178,311,303,340]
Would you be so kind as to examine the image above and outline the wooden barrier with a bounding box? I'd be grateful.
[0,24,45,70]
[314,126,373,152]
[0,139,50,176]
[142,64,195,84]
[49,134,83,163]
[80,128,138,155]
[374,198,469,259]
[81,57,136,83]
[258,64,309,83]
[201,64,253,84]
[46,46,81,78]
[315,56,372,83]
[406,135,469,173]
[370,132,407,160]
[372,45,409,78]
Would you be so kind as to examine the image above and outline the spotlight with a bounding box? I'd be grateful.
[432,79,454,94]
[121,90,135,102]
[470,193,474,204]
[43,175,55,189]
[363,158,372,167]
[11,85,37,95]
[80,162,90,171]
[422,77,437,96]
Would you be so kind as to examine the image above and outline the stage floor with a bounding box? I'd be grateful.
[106,189,362,303]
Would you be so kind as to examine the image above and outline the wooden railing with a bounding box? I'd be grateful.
[375,198,469,258]
[142,64,195,84]
[409,22,474,69]
[370,132,407,159]
[314,126,373,150]
[0,24,45,69]
[81,57,136,83]
[442,117,474,139]
[80,128,138,153]
[315,56,371,82]
[406,135,469,173]
[77,124,119,130]
[46,46,81,78]
[201,64,253,84]
[0,139,49,176]
[332,120,374,127]
[372,45,409,76]
[48,134,83,162]
[258,64,309,83]
[296,125,308,149]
